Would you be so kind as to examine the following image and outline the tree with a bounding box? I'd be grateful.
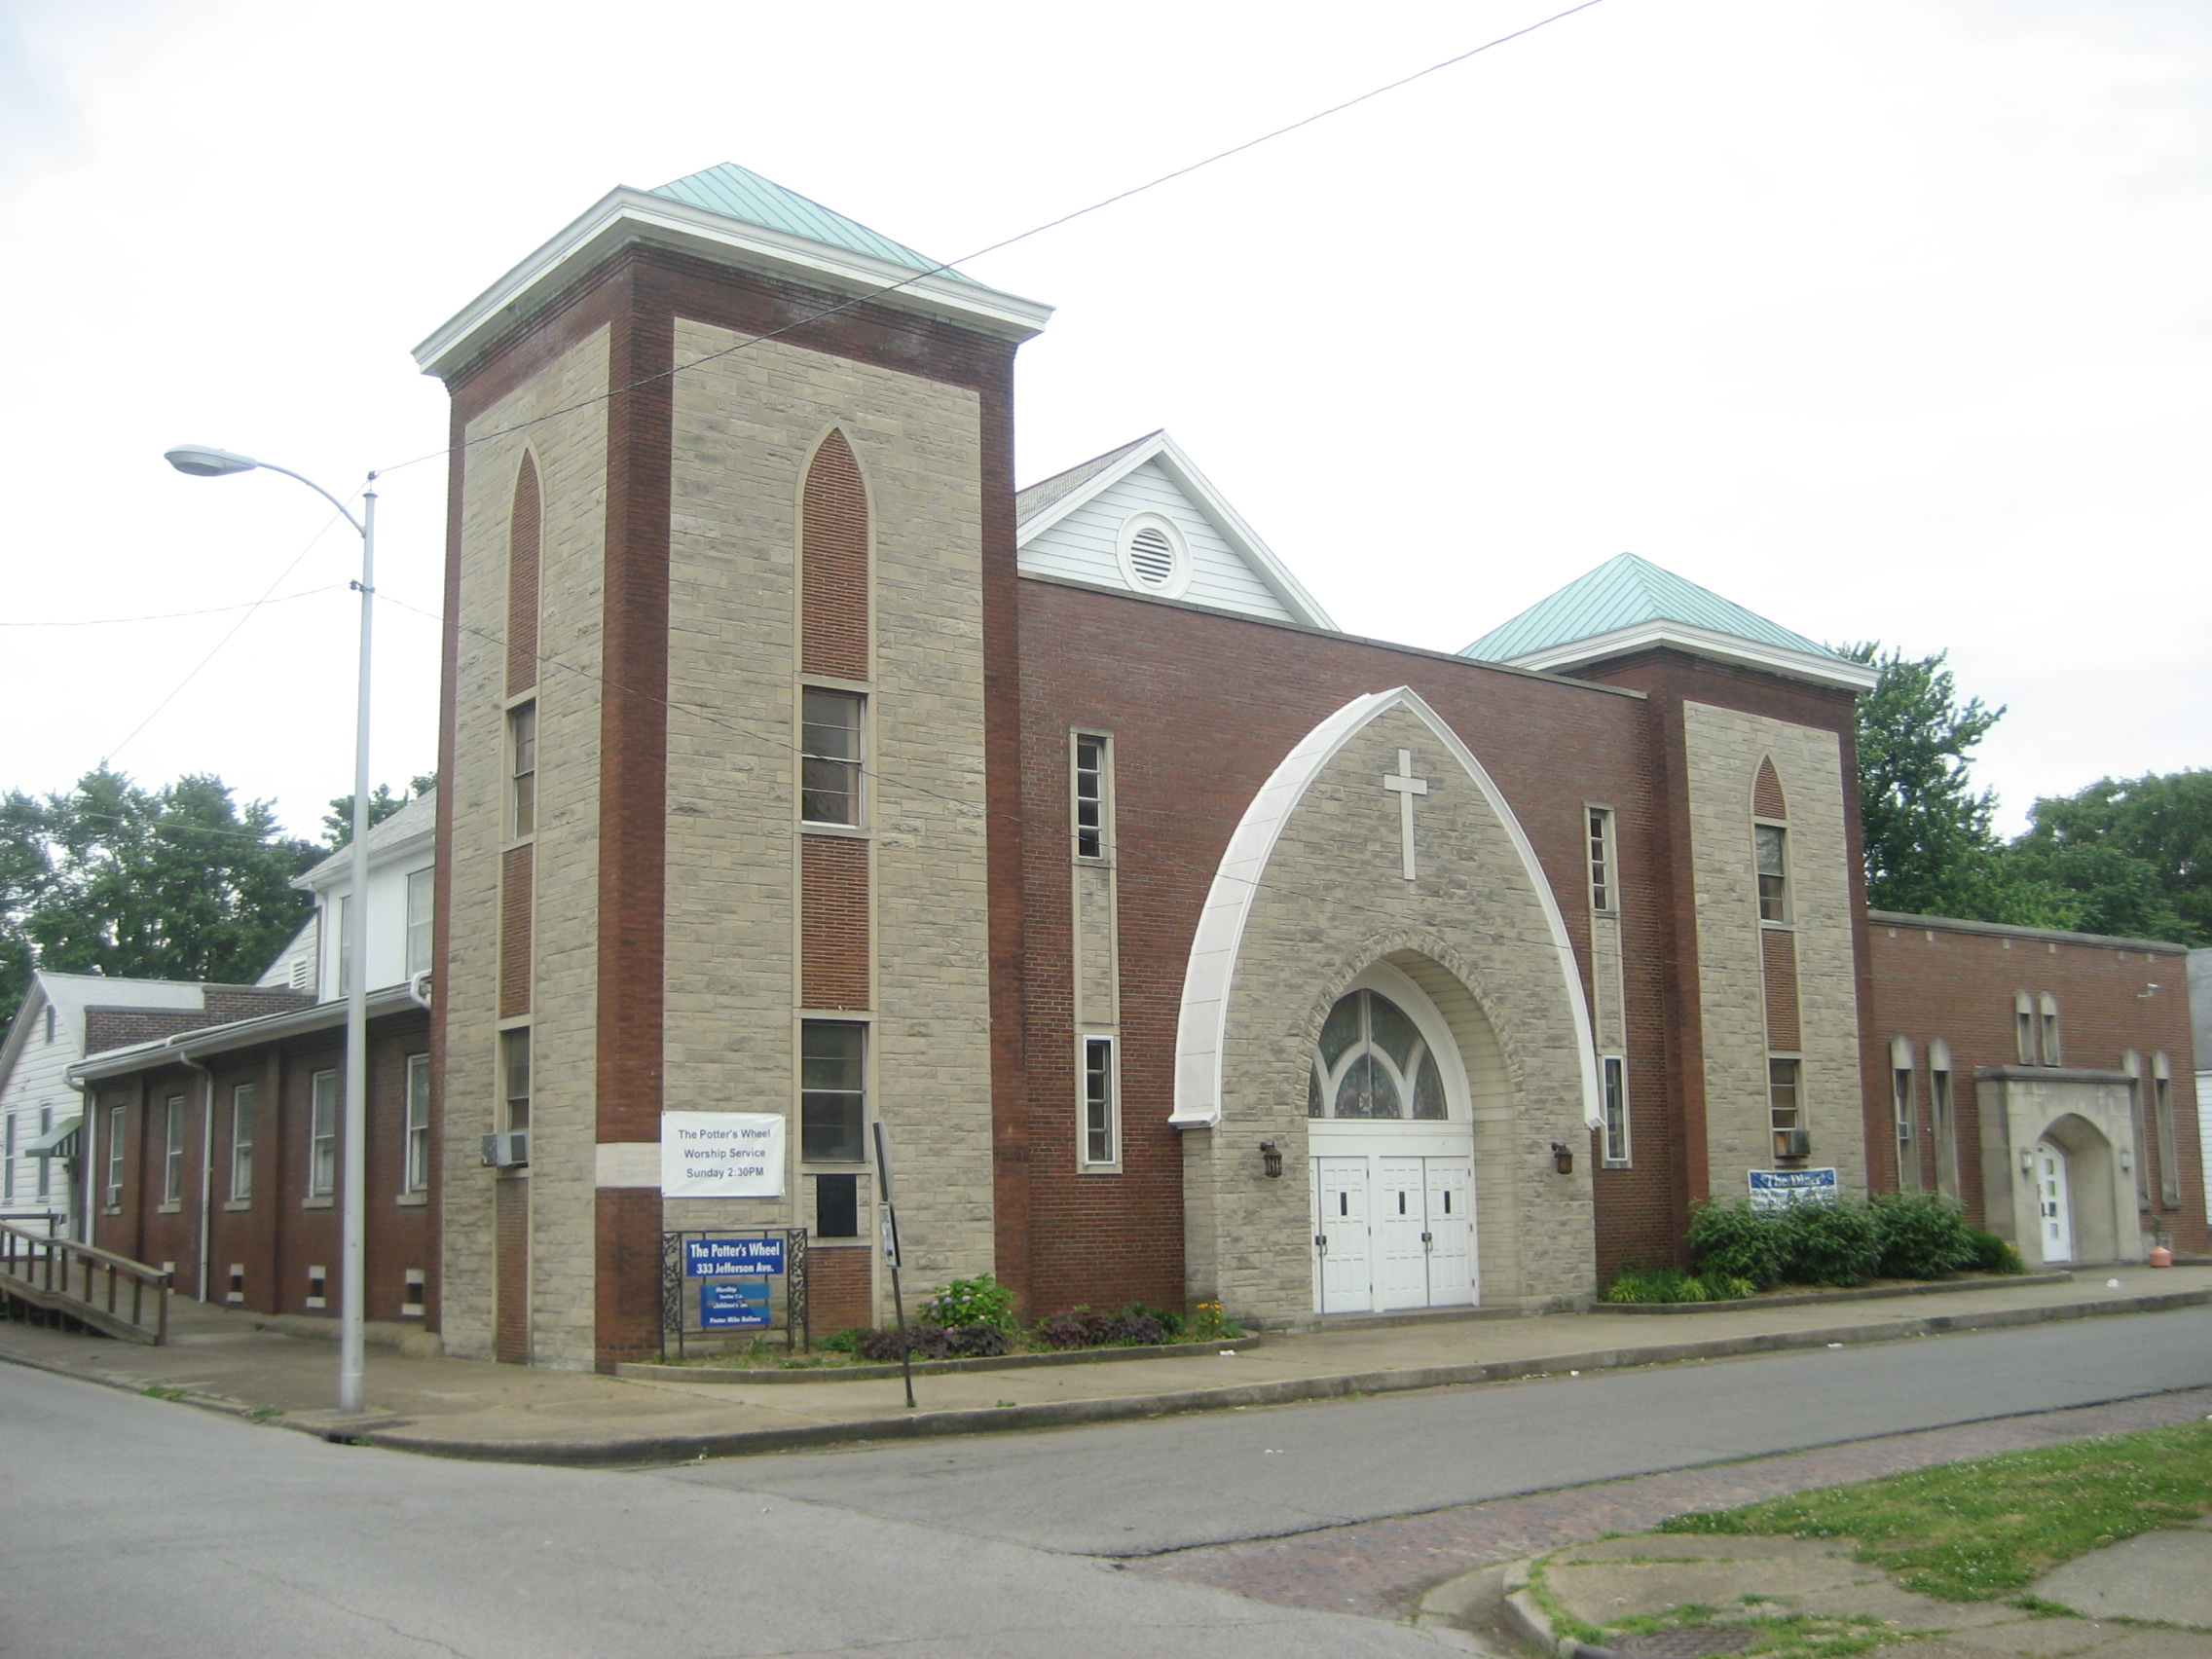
[323,770,437,848]
[2011,770,2210,943]
[1843,643,2008,916]
[0,768,320,1023]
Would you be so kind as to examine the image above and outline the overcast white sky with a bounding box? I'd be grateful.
[3,0,2205,842]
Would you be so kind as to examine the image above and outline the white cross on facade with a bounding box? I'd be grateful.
[1382,749,1428,881]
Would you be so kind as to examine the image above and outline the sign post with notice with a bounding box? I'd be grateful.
[873,1120,915,1411]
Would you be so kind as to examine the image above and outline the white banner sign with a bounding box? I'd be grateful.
[660,1112,786,1198]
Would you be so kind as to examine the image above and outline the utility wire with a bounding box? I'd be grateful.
[0,585,346,629]
[376,0,1608,479]
[101,505,358,768]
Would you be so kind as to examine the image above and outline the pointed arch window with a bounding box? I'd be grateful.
[506,454,540,698]
[1309,989,1448,1121]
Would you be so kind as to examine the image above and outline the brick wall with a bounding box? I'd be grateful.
[1865,915,2203,1253]
[1013,577,1678,1312]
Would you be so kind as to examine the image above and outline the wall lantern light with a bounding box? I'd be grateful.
[1259,1141,1283,1179]
[2019,1147,2035,1175]
[1551,1142,1574,1175]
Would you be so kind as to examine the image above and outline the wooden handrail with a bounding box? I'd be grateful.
[0,1221,173,1345]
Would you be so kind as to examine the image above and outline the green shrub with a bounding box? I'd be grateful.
[1869,1194,1979,1279]
[1687,1198,1784,1290]
[917,1272,1017,1332]
[1189,1300,1244,1341]
[1963,1227,2026,1274]
[1779,1197,1882,1286]
[1603,1265,1719,1304]
[818,1327,860,1353]
[1124,1302,1187,1341]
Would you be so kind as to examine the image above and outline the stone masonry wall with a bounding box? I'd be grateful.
[443,328,609,1365]
[1681,701,1865,1200]
[661,324,994,1313]
[1196,701,1598,1327]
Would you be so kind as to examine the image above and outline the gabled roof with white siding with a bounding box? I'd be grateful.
[1014,433,1336,629]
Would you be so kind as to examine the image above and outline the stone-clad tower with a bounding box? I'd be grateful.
[414,165,1051,1370]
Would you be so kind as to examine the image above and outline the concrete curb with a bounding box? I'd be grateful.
[1604,1272,2073,1314]
[362,1283,2212,1467]
[616,1334,1266,1384]
[1497,1558,1609,1659]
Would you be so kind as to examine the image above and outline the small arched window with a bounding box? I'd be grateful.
[2039,993,2060,1066]
[1890,1036,1916,1173]
[506,453,540,698]
[2013,991,2034,1065]
[1309,988,1448,1121]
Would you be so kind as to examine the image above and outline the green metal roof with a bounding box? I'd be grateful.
[1460,552,1844,666]
[649,164,978,286]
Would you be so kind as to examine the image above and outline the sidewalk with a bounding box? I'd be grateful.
[2,1268,2204,1466]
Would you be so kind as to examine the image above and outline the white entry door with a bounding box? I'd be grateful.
[2036,1141,2074,1264]
[1374,1159,1430,1310]
[1313,1157,1373,1313]
[1423,1159,1475,1307]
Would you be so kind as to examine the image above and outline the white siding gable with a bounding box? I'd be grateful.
[1017,439,1332,627]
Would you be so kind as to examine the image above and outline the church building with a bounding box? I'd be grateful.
[59,164,2203,1370]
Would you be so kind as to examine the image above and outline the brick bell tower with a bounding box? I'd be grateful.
[413,165,1051,1370]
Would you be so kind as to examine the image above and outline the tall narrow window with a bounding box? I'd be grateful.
[1601,1055,1630,1164]
[405,1053,431,1194]
[1754,825,1789,923]
[800,1021,866,1161]
[3,1113,13,1203]
[162,1097,185,1205]
[1587,808,1614,913]
[500,1030,532,1134]
[44,1005,55,1044]
[1769,1057,1804,1160]
[507,702,537,838]
[1074,733,1111,860]
[309,1070,338,1198]
[2039,993,2060,1066]
[2123,1052,2150,1207]
[800,689,863,826]
[406,866,434,978]
[103,1104,124,1208]
[36,1106,54,1199]
[2014,991,2035,1065]
[1082,1035,1119,1166]
[800,430,870,681]
[2153,1053,2179,1209]
[506,454,541,697]
[1929,1039,1957,1198]
[230,1083,256,1202]
[1890,1036,1917,1188]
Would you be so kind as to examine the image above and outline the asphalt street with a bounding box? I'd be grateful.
[664,1306,2212,1553]
[4,1309,2206,1658]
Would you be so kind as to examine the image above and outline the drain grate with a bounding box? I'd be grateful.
[1610,1628,1755,1659]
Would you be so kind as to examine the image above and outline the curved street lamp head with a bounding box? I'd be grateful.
[164,444,259,477]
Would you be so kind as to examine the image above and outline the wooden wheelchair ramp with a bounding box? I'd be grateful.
[0,1221,171,1345]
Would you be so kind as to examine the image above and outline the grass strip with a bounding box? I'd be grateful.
[1658,1419,2212,1601]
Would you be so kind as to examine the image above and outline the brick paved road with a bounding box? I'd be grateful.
[1135,1385,2212,1621]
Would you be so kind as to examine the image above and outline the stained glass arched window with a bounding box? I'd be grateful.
[1309,988,1449,1120]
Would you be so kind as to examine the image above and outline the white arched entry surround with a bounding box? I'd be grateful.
[1174,686,1603,1328]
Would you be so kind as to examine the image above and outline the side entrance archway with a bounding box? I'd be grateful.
[1307,963,1485,1314]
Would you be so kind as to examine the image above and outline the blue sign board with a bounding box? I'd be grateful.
[1749,1166,1839,1210]
[700,1281,771,1329]
[683,1236,787,1277]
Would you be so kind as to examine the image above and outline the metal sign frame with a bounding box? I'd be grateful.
[658,1227,809,1360]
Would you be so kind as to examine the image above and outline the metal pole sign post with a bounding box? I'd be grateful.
[873,1120,914,1410]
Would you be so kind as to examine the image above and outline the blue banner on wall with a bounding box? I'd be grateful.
[1748,1166,1839,1210]
[700,1281,771,1329]
[683,1235,787,1277]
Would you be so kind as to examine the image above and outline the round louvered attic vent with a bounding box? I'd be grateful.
[1115,513,1190,597]
[1127,527,1176,587]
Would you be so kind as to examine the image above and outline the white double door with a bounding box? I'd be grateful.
[1312,1148,1474,1314]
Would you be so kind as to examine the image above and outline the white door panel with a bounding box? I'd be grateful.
[1423,1158,1475,1306]
[1375,1158,1429,1310]
[1314,1158,1373,1313]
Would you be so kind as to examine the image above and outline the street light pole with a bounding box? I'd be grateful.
[164,445,377,1416]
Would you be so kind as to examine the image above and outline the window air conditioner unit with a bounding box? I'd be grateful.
[1773,1128,1811,1161]
[480,1130,529,1169]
